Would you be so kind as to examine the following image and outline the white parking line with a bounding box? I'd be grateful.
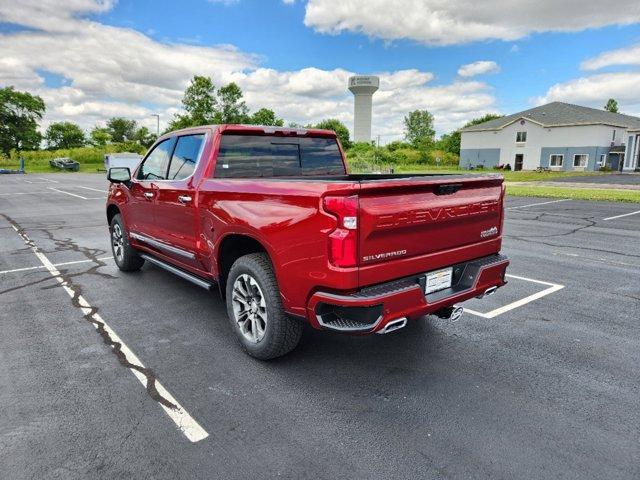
[0,192,41,196]
[465,274,565,319]
[507,199,570,210]
[47,187,89,199]
[603,209,640,221]
[24,178,58,184]
[10,224,209,443]
[0,256,114,275]
[78,186,108,193]
[47,187,104,200]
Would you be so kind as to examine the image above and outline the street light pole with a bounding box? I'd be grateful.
[151,114,160,135]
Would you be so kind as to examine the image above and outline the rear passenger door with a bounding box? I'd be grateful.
[153,133,206,271]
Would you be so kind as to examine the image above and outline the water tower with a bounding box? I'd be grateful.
[348,75,379,143]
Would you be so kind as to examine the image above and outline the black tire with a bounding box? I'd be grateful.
[110,214,145,272]
[226,253,303,360]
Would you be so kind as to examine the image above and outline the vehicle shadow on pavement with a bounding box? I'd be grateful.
[279,317,443,370]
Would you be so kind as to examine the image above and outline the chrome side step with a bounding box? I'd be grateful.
[140,254,213,290]
[130,232,196,260]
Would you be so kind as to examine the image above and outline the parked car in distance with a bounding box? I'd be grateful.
[106,125,509,359]
[104,152,142,173]
[49,157,80,171]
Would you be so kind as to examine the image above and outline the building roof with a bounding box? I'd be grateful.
[462,102,640,132]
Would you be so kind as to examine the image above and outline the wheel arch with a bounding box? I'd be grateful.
[217,233,274,299]
[106,203,120,226]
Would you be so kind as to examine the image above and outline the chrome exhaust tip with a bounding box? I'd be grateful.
[450,305,464,322]
[476,285,498,299]
[434,305,464,321]
[377,317,408,334]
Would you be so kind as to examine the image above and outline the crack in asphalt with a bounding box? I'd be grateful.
[1,213,178,411]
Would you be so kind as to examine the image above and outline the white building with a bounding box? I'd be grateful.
[625,128,640,171]
[460,102,640,171]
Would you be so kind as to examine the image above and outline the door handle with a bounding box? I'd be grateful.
[143,191,154,199]
[178,195,192,204]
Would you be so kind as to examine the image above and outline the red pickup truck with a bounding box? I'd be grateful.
[106,125,509,359]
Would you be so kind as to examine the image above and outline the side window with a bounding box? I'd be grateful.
[214,135,301,178]
[168,134,204,180]
[300,137,345,175]
[137,138,174,180]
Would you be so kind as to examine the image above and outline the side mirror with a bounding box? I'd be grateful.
[108,167,131,185]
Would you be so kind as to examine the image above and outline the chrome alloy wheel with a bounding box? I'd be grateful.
[111,223,125,262]
[232,274,267,343]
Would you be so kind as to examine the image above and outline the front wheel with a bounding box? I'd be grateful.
[110,214,145,272]
[225,253,303,360]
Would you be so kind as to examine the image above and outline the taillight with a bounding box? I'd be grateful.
[324,195,358,268]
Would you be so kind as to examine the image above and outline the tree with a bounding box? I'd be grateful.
[436,132,460,156]
[0,86,46,154]
[181,75,217,126]
[215,82,249,124]
[403,110,435,149]
[90,126,111,146]
[437,113,503,155]
[166,114,197,132]
[249,108,284,126]
[106,117,137,143]
[168,76,284,131]
[44,121,85,150]
[464,113,503,128]
[314,119,351,149]
[132,126,157,147]
[605,98,619,113]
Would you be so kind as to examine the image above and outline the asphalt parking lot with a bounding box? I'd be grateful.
[1,173,639,479]
[552,172,640,185]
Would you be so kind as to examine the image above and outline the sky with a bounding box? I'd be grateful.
[2,0,640,141]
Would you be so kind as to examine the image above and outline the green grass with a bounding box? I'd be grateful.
[389,165,608,182]
[506,185,640,203]
[0,143,146,174]
[0,161,105,173]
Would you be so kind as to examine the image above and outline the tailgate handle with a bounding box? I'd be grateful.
[435,183,462,195]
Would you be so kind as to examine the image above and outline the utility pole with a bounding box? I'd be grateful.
[151,114,160,135]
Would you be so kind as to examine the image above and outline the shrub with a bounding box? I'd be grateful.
[4,143,147,171]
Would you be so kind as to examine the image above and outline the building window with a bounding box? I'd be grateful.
[549,154,563,167]
[599,153,606,167]
[573,154,588,168]
[516,131,527,143]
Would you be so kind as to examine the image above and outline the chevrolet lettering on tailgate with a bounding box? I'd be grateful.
[374,200,500,230]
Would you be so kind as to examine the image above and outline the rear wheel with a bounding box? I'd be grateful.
[110,214,144,272]
[226,253,303,359]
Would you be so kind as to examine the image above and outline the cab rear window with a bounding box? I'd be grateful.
[214,135,345,178]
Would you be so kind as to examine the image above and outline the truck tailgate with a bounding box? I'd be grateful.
[357,175,504,283]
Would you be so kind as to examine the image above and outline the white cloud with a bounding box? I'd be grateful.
[458,61,500,78]
[303,0,640,45]
[535,43,640,115]
[581,44,640,70]
[534,72,640,114]
[0,0,499,138]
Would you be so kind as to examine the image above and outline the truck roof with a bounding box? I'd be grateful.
[162,124,338,139]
